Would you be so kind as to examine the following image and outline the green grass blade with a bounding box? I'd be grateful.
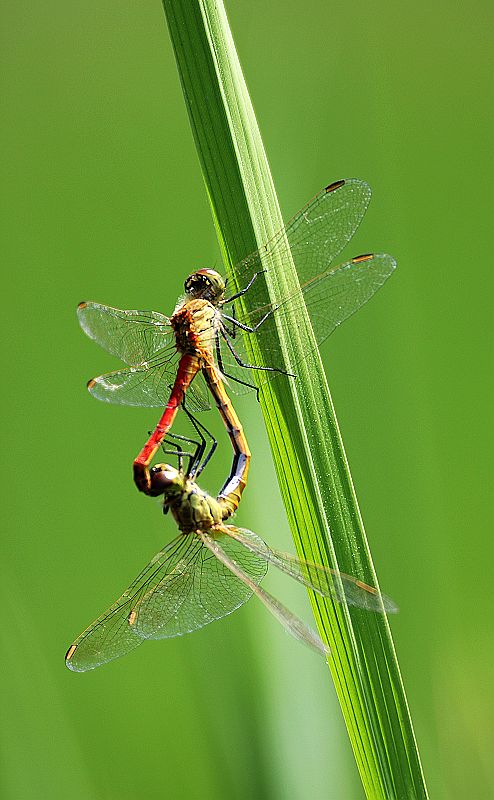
[162,1,428,797]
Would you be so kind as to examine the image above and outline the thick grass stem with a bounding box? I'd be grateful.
[162,1,428,797]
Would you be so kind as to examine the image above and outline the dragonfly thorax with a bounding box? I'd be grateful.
[184,269,225,305]
[171,299,217,354]
[150,465,223,533]
[173,486,223,534]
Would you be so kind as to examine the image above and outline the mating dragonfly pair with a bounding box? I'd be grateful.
[66,178,397,672]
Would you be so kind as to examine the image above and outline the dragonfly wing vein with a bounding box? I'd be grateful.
[78,302,172,365]
[224,526,397,613]
[132,529,267,639]
[65,534,193,672]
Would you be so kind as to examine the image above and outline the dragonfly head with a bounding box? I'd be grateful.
[184,269,225,304]
[149,464,186,505]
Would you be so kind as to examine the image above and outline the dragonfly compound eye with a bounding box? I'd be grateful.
[184,269,225,302]
[149,465,181,497]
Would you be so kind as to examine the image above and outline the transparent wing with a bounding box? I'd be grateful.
[87,353,211,412]
[231,178,372,297]
[77,302,173,365]
[200,530,329,657]
[225,527,398,613]
[218,253,396,393]
[65,534,198,672]
[130,529,267,640]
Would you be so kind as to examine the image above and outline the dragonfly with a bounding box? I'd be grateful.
[65,429,398,673]
[77,178,396,500]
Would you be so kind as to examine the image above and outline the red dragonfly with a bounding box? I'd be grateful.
[78,178,395,499]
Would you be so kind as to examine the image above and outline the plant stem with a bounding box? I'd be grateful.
[161,1,428,797]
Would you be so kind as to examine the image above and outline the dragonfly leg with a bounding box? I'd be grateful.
[149,428,204,498]
[159,433,200,478]
[160,426,207,478]
[222,306,278,334]
[180,401,217,479]
[223,301,248,341]
[222,270,266,304]
[158,389,209,476]
[160,438,186,473]
[221,331,296,378]
[149,402,218,497]
[221,305,237,338]
[215,333,260,400]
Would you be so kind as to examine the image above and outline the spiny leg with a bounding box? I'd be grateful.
[221,329,296,378]
[180,399,217,478]
[158,389,207,476]
[149,430,202,501]
[222,270,266,304]
[152,403,217,485]
[215,333,260,400]
[222,305,277,334]
[159,432,200,477]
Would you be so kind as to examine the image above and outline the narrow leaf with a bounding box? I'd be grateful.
[162,1,428,797]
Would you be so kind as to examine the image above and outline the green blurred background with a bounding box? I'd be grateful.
[1,1,492,797]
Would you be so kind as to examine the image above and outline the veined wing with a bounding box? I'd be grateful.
[131,528,267,640]
[224,526,398,614]
[78,302,173,365]
[231,179,372,298]
[218,253,396,393]
[200,529,329,657]
[87,351,211,412]
[65,534,198,672]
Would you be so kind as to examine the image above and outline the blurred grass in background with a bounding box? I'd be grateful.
[1,1,492,798]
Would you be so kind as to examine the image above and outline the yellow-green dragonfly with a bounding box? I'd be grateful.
[66,443,397,672]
